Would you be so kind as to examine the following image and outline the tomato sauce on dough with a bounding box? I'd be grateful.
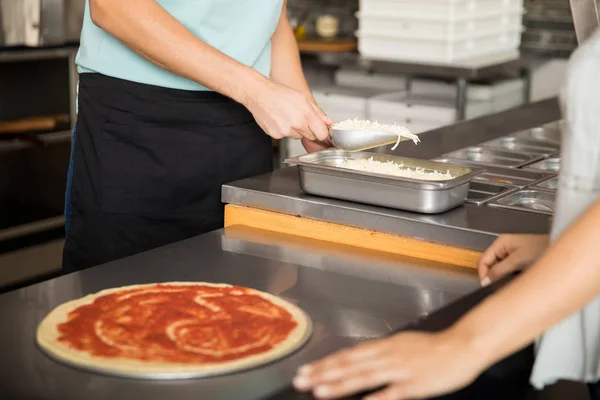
[57,284,298,364]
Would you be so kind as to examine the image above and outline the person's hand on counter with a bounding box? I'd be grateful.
[293,331,486,400]
[477,234,549,286]
[295,198,600,400]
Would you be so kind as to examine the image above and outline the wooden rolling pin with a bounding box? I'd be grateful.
[0,114,69,134]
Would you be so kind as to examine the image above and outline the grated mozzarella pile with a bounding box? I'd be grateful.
[332,118,420,150]
[340,157,454,181]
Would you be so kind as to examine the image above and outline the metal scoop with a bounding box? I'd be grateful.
[329,128,403,152]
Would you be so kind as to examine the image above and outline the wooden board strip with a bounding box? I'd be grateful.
[0,114,70,134]
[224,204,482,269]
[297,39,358,53]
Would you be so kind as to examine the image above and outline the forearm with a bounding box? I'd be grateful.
[90,0,266,105]
[451,199,600,367]
[270,2,313,100]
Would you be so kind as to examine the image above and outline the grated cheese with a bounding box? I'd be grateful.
[339,157,454,181]
[332,118,420,150]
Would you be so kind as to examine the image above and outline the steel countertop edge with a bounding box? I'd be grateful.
[222,99,561,252]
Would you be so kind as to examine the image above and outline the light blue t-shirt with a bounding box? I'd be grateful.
[76,0,284,91]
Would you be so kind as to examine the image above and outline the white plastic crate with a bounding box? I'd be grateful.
[312,85,384,122]
[358,10,523,40]
[368,92,493,123]
[359,0,524,19]
[334,67,407,92]
[408,77,525,112]
[367,114,448,134]
[358,28,522,63]
[492,91,524,112]
[410,77,524,101]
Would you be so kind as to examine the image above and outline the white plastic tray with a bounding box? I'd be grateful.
[358,10,523,40]
[368,91,494,122]
[409,77,524,101]
[359,0,524,19]
[312,85,383,122]
[333,67,407,92]
[358,29,522,64]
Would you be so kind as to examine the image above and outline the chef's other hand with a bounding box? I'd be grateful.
[302,103,333,153]
[302,137,332,153]
[478,234,549,286]
[245,80,331,142]
[293,331,484,400]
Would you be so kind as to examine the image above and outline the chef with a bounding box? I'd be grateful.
[63,0,331,273]
[293,29,600,400]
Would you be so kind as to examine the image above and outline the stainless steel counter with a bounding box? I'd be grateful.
[223,99,561,252]
[0,226,590,399]
[0,226,480,400]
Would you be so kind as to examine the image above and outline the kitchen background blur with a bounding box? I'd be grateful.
[0,0,576,292]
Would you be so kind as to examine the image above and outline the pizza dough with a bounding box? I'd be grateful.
[36,282,311,378]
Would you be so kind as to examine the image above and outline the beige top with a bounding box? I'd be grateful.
[531,29,600,388]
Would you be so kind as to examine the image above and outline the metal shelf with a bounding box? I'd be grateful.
[0,45,79,129]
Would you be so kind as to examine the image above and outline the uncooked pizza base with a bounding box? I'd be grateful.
[36,282,311,378]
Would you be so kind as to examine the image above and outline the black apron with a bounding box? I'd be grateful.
[62,73,273,273]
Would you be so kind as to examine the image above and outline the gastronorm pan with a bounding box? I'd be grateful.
[466,181,517,206]
[512,126,561,144]
[488,189,556,215]
[523,157,561,172]
[432,158,553,187]
[284,150,481,214]
[534,176,559,190]
[481,136,558,156]
[441,147,544,168]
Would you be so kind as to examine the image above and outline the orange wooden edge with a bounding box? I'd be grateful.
[224,204,482,269]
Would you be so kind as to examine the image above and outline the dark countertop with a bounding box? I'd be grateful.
[0,226,588,400]
[223,99,560,252]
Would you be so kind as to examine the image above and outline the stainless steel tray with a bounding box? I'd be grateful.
[432,157,553,187]
[466,181,517,206]
[481,136,558,155]
[512,126,561,144]
[488,189,556,215]
[534,176,558,190]
[441,147,544,168]
[523,157,561,172]
[285,150,480,214]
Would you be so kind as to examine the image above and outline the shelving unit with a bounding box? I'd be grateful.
[303,51,532,122]
[0,45,79,128]
[0,46,77,289]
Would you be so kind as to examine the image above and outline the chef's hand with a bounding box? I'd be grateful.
[478,234,549,286]
[293,331,485,400]
[245,80,332,141]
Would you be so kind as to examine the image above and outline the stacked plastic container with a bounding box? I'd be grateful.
[284,66,525,158]
[357,0,525,64]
